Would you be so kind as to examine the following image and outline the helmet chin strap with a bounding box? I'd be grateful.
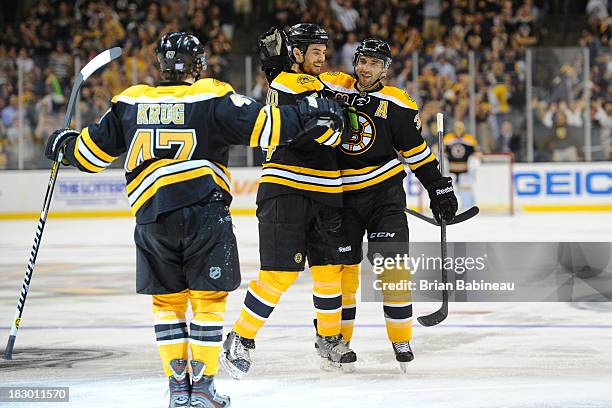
[355,70,386,92]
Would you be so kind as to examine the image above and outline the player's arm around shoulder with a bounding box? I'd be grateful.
[210,80,345,149]
[318,71,355,90]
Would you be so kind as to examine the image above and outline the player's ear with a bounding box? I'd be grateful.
[292,48,304,63]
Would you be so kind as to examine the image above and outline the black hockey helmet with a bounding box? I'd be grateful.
[287,23,329,54]
[353,38,392,69]
[156,32,206,81]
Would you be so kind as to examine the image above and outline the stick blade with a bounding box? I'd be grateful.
[3,335,16,360]
[447,206,479,225]
[80,47,123,80]
[417,309,448,327]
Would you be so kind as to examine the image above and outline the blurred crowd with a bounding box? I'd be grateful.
[0,0,610,169]
[0,0,236,168]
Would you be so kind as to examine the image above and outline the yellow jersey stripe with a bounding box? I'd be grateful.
[73,138,104,173]
[112,79,235,104]
[270,106,281,147]
[259,177,343,193]
[131,167,231,214]
[127,159,176,194]
[262,163,342,178]
[342,165,405,191]
[408,153,437,170]
[249,108,267,147]
[81,127,117,163]
[339,165,383,176]
[401,141,427,158]
[315,128,335,144]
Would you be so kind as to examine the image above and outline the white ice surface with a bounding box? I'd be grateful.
[0,213,611,407]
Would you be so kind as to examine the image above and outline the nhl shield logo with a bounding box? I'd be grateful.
[166,50,176,59]
[209,266,221,280]
[294,253,303,264]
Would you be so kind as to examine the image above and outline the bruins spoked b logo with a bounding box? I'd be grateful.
[340,112,376,155]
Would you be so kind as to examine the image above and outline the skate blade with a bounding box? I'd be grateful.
[398,361,410,374]
[219,353,246,380]
[318,355,356,373]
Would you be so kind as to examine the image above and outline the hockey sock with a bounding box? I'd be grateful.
[380,266,412,343]
[152,290,189,378]
[340,264,360,342]
[233,270,299,339]
[311,265,342,337]
[189,290,227,377]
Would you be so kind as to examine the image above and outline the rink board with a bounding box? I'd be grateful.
[0,162,610,219]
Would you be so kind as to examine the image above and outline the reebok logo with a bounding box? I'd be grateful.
[436,186,453,195]
[338,246,352,253]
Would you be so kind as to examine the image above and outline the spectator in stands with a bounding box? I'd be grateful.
[340,32,359,71]
[497,120,522,160]
[330,0,359,32]
[547,112,581,162]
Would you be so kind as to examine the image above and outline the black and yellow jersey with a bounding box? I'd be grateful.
[63,78,318,224]
[257,71,343,207]
[319,72,441,192]
[443,132,478,174]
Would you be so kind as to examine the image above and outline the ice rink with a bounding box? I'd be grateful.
[1,212,611,408]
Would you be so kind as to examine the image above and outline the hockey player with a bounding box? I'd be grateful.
[44,32,347,408]
[442,120,480,210]
[318,38,458,371]
[221,24,357,379]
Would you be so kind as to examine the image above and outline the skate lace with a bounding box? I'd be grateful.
[231,336,251,359]
[394,342,411,353]
[169,376,190,393]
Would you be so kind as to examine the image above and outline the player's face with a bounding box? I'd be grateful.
[355,55,386,89]
[302,44,327,75]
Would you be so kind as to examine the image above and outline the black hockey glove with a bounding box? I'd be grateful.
[297,96,346,146]
[297,96,344,132]
[427,177,458,223]
[258,27,292,72]
[45,128,79,161]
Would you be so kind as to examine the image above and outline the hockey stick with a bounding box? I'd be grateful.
[417,113,449,327]
[3,47,122,360]
[405,205,479,227]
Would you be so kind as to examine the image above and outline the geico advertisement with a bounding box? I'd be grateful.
[514,163,612,204]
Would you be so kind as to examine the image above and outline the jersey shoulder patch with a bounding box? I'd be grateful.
[271,72,323,94]
[374,86,419,110]
[318,72,356,92]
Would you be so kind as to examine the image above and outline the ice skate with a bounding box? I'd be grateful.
[220,331,255,380]
[168,359,190,408]
[189,360,230,407]
[392,341,414,373]
[315,333,356,373]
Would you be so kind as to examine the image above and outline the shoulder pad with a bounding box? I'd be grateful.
[111,80,235,104]
[373,86,419,110]
[191,78,235,97]
[111,85,151,103]
[443,133,457,144]
[462,134,478,146]
[271,72,323,94]
[318,72,357,92]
